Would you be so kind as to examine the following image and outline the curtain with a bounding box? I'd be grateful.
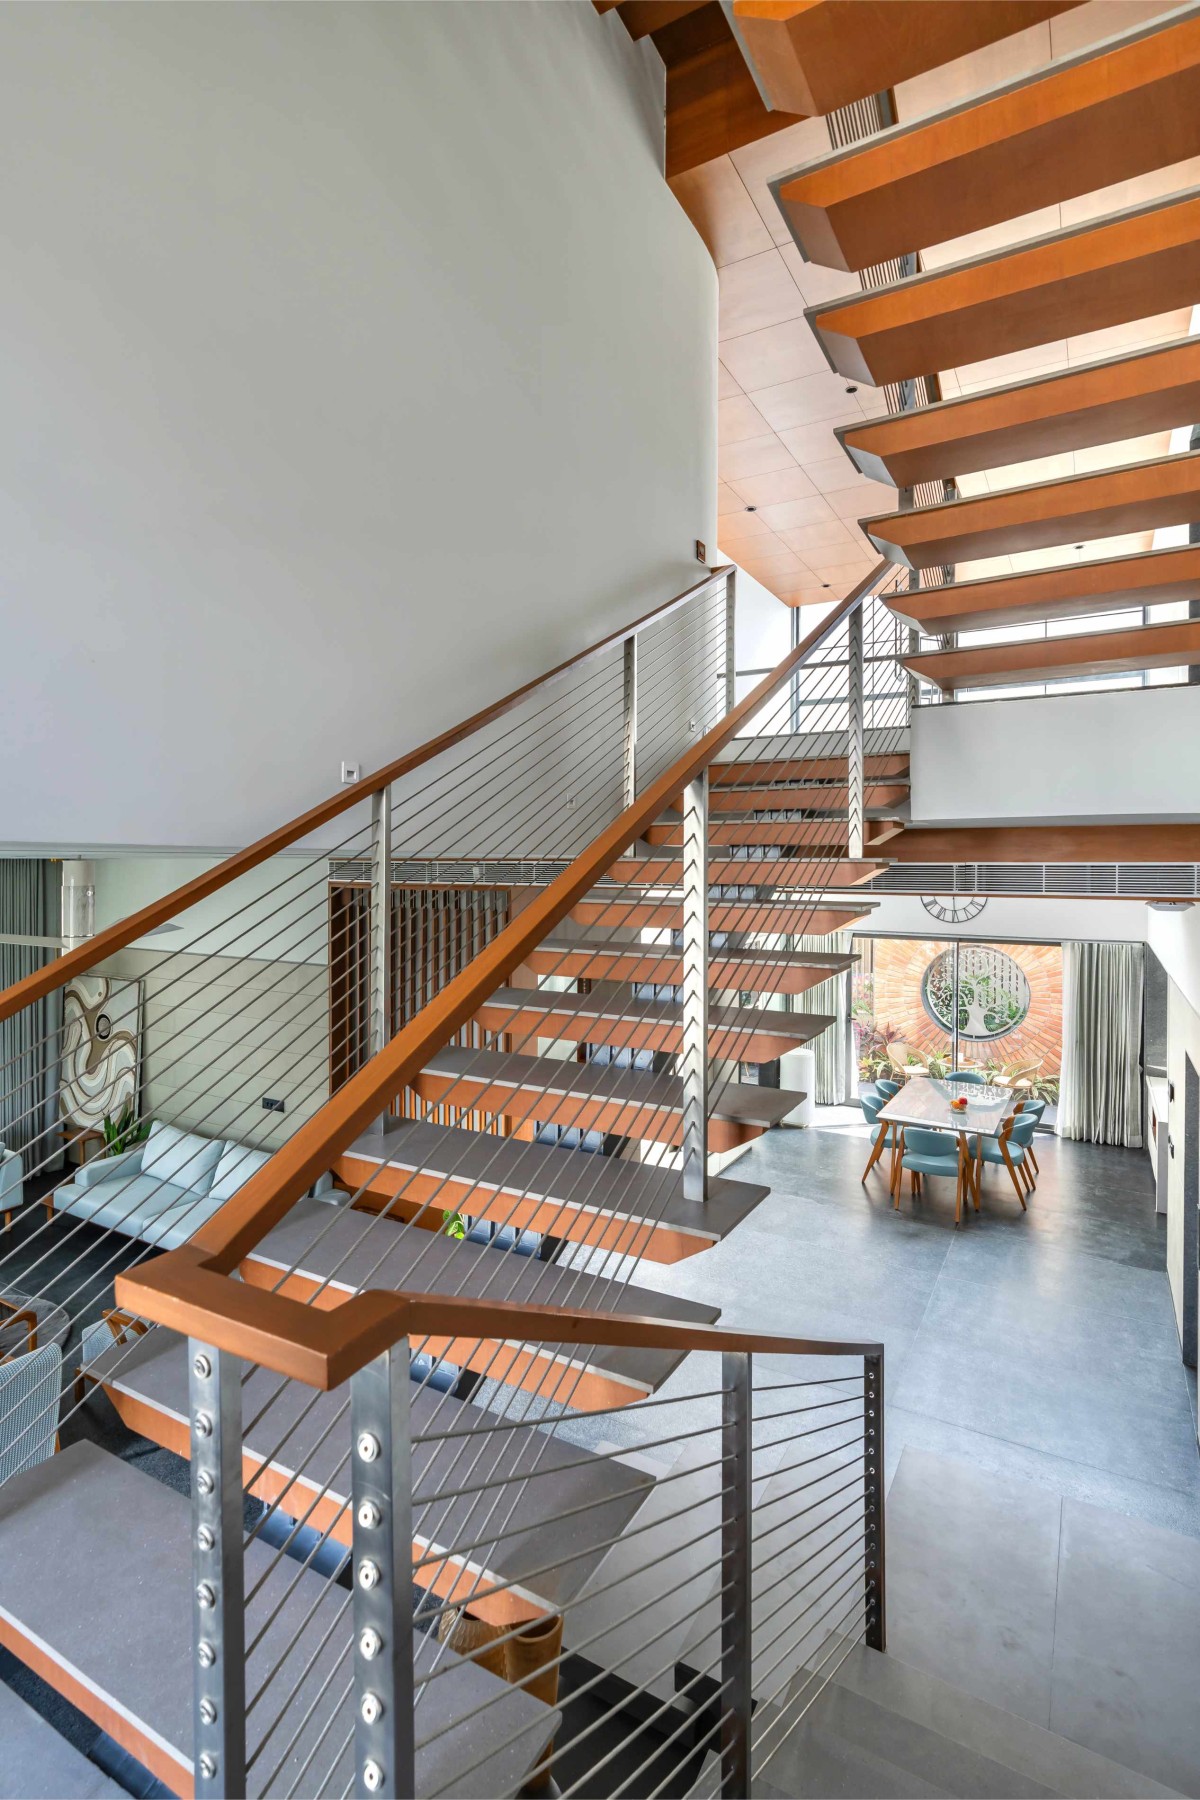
[1058,940,1143,1148]
[0,860,62,1165]
[792,929,851,1106]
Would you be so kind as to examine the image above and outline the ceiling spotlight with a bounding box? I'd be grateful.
[845,384,858,394]
[746,505,757,512]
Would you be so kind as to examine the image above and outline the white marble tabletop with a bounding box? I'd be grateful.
[877,1076,1016,1139]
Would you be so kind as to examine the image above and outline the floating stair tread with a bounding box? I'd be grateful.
[536,941,855,975]
[251,1183,718,1399]
[711,754,909,781]
[838,337,1200,488]
[419,1045,803,1131]
[477,983,834,1058]
[732,0,1081,117]
[708,782,910,811]
[905,618,1200,690]
[887,543,1200,634]
[864,450,1200,569]
[606,853,890,887]
[0,1441,558,1798]
[0,1679,124,1800]
[807,188,1200,388]
[828,1643,1183,1800]
[571,897,878,934]
[774,11,1200,271]
[343,1107,778,1236]
[87,1332,652,1618]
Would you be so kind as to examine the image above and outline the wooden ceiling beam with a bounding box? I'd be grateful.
[837,337,1200,488]
[732,0,1081,117]
[864,450,1200,568]
[774,10,1200,270]
[888,545,1200,635]
[904,618,1200,691]
[807,189,1200,387]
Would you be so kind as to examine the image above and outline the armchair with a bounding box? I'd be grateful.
[0,1146,22,1231]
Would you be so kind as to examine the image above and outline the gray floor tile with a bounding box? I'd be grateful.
[1050,1499,1200,1796]
[883,1446,1061,1727]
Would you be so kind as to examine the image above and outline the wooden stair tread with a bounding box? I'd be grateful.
[571,897,877,933]
[605,853,890,887]
[864,449,1200,568]
[535,941,855,974]
[732,0,1081,117]
[526,944,853,997]
[711,754,908,782]
[0,1441,558,1797]
[905,618,1200,691]
[888,543,1200,634]
[838,335,1200,487]
[246,1190,719,1403]
[475,984,834,1061]
[708,782,909,811]
[774,9,1200,270]
[343,1106,779,1239]
[87,1332,653,1619]
[807,187,1200,388]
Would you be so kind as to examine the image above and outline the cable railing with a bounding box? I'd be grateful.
[0,553,909,1799]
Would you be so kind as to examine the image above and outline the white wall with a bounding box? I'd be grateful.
[0,2,716,854]
[860,894,1149,944]
[911,685,1200,825]
[1146,904,1200,1352]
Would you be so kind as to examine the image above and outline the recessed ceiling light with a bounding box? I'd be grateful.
[845,384,858,394]
[746,505,757,512]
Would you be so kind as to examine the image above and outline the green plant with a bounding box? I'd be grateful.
[857,1023,905,1083]
[101,1102,150,1158]
[442,1210,468,1240]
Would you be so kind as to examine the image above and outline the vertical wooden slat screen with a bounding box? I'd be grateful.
[329,882,509,1126]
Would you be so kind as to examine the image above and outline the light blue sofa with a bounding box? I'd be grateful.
[1,1146,22,1229]
[50,1121,335,1252]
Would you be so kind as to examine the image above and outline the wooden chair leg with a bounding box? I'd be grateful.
[862,1131,885,1182]
[1028,1145,1040,1175]
[1002,1147,1027,1209]
[1021,1159,1035,1195]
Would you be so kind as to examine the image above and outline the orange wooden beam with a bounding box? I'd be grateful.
[838,337,1200,488]
[808,189,1200,387]
[888,544,1200,634]
[775,11,1200,269]
[733,0,1080,116]
[905,618,1200,691]
[864,450,1200,568]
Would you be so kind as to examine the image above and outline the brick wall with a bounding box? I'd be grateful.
[861,937,1062,1076]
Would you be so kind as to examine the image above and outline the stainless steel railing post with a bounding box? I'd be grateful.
[720,1350,752,1797]
[846,606,865,862]
[681,769,709,1202]
[190,1340,247,1798]
[351,1343,415,1800]
[864,1350,886,1653]
[622,635,638,808]
[724,567,738,717]
[370,787,393,1064]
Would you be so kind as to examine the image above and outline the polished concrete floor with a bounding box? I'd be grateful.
[591,1116,1200,1795]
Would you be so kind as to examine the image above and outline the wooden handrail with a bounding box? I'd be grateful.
[114,1246,882,1389]
[179,560,890,1274]
[0,566,733,1027]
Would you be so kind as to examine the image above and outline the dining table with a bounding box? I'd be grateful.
[875,1076,1018,1225]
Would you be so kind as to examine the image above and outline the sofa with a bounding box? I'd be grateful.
[1,1147,22,1230]
[50,1121,336,1252]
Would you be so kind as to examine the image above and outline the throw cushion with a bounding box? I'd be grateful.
[208,1142,273,1203]
[140,1122,224,1194]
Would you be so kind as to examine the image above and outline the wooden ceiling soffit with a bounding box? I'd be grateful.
[807,188,1200,387]
[732,0,1082,117]
[888,545,1200,634]
[773,9,1200,270]
[864,449,1200,567]
[904,617,1200,691]
[837,336,1200,487]
[891,824,1200,865]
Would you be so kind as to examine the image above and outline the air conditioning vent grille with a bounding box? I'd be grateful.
[870,863,1200,899]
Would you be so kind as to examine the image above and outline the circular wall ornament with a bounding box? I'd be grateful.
[921,946,1031,1042]
[920,894,987,925]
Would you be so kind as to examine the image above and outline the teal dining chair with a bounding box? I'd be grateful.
[949,1069,987,1085]
[892,1126,971,1218]
[874,1077,902,1099]
[1014,1095,1045,1175]
[859,1091,896,1184]
[976,1112,1036,1206]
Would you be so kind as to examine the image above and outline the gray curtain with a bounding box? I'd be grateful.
[0,860,62,1166]
[1058,940,1143,1148]
[792,929,851,1106]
